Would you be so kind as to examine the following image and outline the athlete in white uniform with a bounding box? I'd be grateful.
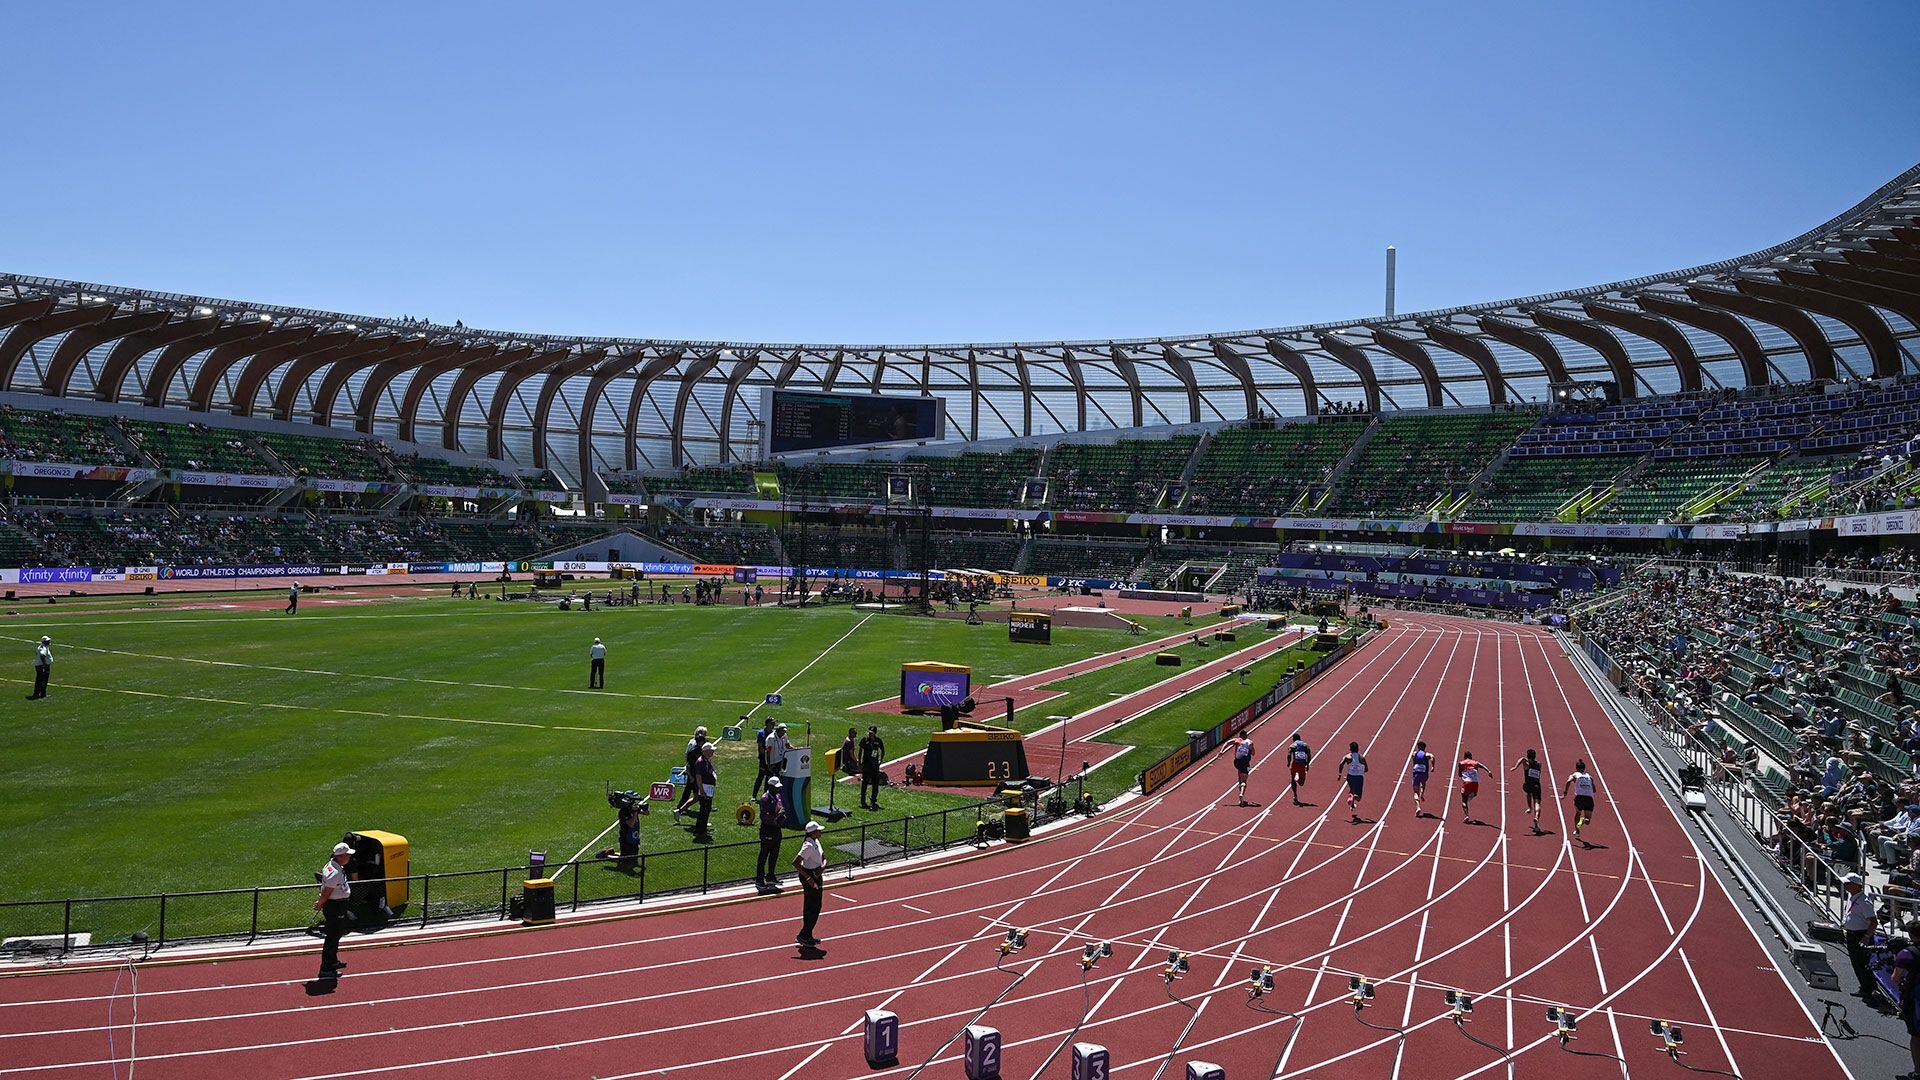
[1563,759,1598,843]
[1338,741,1369,822]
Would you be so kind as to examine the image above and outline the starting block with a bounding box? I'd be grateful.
[963,1024,1001,1080]
[1071,1043,1109,1080]
[863,1009,899,1067]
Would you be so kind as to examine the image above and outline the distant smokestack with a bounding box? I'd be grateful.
[1385,245,1397,317]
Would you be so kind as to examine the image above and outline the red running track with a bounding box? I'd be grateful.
[0,615,1845,1079]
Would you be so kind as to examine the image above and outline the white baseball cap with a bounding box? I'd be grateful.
[332,842,353,857]
[39,636,50,643]
[804,821,823,834]
[1844,872,1864,885]
[766,776,783,788]
[594,637,602,644]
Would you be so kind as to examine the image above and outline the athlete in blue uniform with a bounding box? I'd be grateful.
[1223,734,1256,806]
[1408,740,1433,818]
[1286,733,1312,806]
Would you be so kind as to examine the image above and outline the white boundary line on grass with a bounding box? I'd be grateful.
[554,611,880,878]
[0,633,757,705]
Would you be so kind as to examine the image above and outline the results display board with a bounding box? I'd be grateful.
[763,389,944,455]
[1008,611,1053,644]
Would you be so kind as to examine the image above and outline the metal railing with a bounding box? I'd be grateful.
[0,778,1086,957]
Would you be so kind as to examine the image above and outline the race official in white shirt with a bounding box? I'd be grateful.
[589,637,607,688]
[314,842,355,979]
[793,821,826,947]
[29,636,52,700]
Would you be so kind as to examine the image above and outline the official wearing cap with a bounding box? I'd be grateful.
[793,820,826,946]
[1843,872,1889,1006]
[28,636,51,700]
[314,842,355,979]
[589,637,607,688]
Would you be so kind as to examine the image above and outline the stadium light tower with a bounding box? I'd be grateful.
[1385,245,1397,317]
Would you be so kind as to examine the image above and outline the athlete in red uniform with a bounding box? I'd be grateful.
[1285,732,1312,806]
[1457,753,1486,822]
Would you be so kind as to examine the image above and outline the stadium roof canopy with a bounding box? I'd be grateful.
[3,162,1919,483]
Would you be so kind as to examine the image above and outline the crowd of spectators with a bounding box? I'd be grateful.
[0,406,137,466]
[1585,566,1920,929]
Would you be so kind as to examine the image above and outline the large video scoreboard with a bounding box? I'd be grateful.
[762,389,945,455]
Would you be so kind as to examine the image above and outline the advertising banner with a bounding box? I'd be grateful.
[174,470,295,489]
[605,494,648,506]
[532,489,572,503]
[311,478,405,495]
[20,567,93,583]
[418,484,521,500]
[2,460,159,483]
[159,564,327,580]
[1044,576,1138,590]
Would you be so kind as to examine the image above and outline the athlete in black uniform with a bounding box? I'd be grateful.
[1511,748,1544,833]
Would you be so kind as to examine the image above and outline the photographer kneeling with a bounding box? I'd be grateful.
[596,789,647,872]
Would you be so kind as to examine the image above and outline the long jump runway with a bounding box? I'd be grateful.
[0,615,1845,1078]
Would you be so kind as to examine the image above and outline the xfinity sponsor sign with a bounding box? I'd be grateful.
[20,567,93,583]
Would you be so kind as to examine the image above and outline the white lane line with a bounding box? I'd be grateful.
[752,611,876,724]
[1678,947,1744,1080]
[552,612,875,883]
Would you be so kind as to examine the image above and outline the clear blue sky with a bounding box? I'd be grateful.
[5,2,1916,345]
